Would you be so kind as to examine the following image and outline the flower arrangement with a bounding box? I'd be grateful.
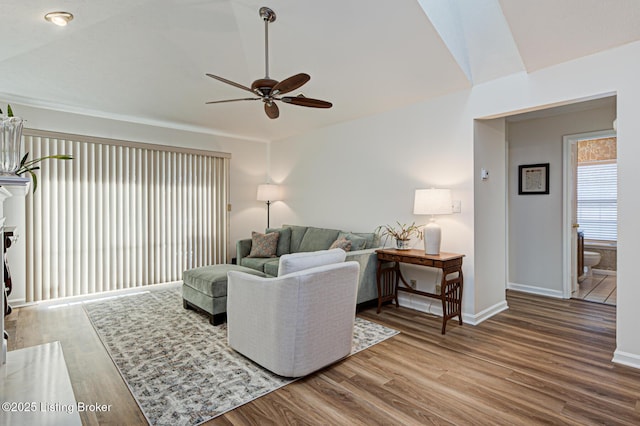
[376,222,424,249]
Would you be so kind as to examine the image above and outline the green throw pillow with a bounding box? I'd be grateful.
[247,231,279,258]
[266,227,292,256]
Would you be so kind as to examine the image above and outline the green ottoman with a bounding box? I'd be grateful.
[182,264,267,325]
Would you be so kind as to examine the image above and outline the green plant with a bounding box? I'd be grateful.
[0,104,14,117]
[16,152,73,193]
[376,221,424,243]
[1,104,73,192]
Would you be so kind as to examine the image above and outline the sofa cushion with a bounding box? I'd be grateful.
[247,231,279,258]
[329,237,352,251]
[263,258,280,277]
[283,225,308,253]
[267,227,292,257]
[298,227,340,252]
[278,248,346,276]
[183,264,266,297]
[240,257,276,272]
[337,232,367,251]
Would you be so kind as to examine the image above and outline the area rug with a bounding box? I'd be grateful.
[83,288,398,425]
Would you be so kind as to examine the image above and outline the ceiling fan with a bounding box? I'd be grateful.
[205,7,332,119]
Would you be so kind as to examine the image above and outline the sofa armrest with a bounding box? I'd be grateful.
[236,238,252,265]
[345,248,380,304]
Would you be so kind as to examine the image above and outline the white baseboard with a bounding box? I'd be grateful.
[464,300,509,326]
[507,282,565,299]
[8,281,182,309]
[7,297,26,307]
[397,293,508,326]
[612,349,640,370]
[397,293,442,317]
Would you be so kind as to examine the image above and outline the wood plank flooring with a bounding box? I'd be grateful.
[6,290,640,425]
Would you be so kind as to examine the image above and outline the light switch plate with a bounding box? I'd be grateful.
[452,200,461,213]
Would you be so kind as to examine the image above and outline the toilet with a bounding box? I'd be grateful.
[583,251,601,277]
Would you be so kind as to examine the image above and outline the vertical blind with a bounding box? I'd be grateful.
[23,130,230,302]
[577,162,617,241]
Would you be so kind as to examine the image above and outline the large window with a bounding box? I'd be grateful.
[23,130,230,302]
[577,161,617,241]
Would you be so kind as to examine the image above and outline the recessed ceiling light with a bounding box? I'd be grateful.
[44,11,74,27]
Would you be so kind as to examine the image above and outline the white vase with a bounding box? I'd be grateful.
[0,116,24,175]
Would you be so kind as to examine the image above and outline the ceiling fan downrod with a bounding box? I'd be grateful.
[259,7,276,79]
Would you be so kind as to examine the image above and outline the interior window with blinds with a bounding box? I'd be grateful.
[23,130,230,302]
[577,161,617,242]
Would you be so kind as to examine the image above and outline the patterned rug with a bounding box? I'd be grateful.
[83,288,399,425]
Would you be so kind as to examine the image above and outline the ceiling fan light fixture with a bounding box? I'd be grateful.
[45,11,74,26]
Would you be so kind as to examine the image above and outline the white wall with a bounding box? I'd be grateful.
[270,40,640,368]
[507,105,616,297]
[270,91,476,313]
[5,104,267,305]
[473,118,508,320]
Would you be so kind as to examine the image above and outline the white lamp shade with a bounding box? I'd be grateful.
[413,189,452,215]
[257,184,281,202]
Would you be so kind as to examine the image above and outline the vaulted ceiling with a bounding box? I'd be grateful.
[1,0,639,142]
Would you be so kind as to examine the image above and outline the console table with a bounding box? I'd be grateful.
[375,249,464,334]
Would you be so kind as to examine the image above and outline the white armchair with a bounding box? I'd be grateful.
[227,249,360,377]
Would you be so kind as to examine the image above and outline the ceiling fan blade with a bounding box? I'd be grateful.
[271,73,310,95]
[206,73,254,93]
[280,96,332,108]
[264,102,279,119]
[206,98,259,104]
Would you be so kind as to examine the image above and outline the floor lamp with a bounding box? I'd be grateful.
[257,183,281,228]
[413,188,452,255]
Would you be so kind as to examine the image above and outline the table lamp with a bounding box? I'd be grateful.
[413,188,452,255]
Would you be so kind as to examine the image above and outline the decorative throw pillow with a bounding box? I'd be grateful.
[247,231,279,258]
[329,237,352,252]
[337,232,368,251]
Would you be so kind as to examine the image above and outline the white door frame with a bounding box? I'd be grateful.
[562,129,616,298]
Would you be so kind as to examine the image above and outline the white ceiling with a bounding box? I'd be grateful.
[0,0,638,142]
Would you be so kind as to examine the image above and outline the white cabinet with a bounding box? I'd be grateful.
[0,176,29,365]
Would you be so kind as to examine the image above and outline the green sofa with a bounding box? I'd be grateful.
[236,224,380,305]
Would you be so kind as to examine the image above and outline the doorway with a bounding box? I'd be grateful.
[562,131,617,304]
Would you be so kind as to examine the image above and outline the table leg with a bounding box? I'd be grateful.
[376,260,399,313]
[376,260,383,313]
[440,266,463,334]
[393,262,401,308]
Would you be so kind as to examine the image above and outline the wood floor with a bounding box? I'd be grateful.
[6,291,640,425]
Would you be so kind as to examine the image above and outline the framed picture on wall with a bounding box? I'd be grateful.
[518,163,549,195]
